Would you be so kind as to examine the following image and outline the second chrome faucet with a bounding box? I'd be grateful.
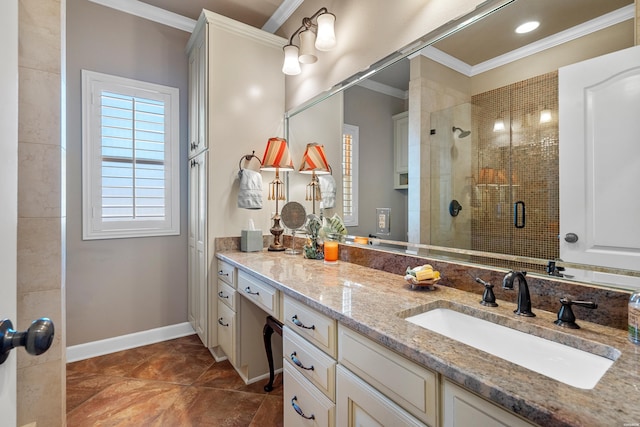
[502,271,536,317]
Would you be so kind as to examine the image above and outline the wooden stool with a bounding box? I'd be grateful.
[263,315,283,392]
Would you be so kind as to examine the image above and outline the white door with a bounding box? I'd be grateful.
[559,45,640,287]
[0,0,19,424]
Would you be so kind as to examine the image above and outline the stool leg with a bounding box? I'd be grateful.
[263,322,276,392]
[263,315,283,392]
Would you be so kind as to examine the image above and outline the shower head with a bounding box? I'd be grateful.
[452,126,471,138]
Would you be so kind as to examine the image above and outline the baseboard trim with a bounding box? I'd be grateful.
[66,322,196,363]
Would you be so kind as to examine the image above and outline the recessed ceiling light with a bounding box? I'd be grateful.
[515,21,540,34]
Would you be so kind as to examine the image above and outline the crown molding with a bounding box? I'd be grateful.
[357,79,408,100]
[419,46,472,76]
[203,10,287,49]
[88,0,196,32]
[421,4,634,77]
[262,0,304,34]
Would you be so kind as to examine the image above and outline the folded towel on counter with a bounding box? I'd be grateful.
[319,175,336,209]
[237,169,263,209]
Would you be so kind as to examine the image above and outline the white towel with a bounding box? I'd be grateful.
[237,169,263,209]
[319,175,336,209]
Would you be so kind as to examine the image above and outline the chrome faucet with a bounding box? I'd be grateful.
[502,271,535,317]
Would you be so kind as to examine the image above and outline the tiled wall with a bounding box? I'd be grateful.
[17,0,65,425]
[470,72,559,273]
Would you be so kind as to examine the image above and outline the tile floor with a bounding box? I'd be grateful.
[66,335,283,426]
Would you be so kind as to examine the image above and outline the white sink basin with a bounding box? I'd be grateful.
[405,307,616,389]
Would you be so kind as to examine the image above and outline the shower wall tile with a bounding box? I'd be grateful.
[16,289,62,370]
[18,67,61,146]
[18,143,62,218]
[18,0,61,74]
[471,72,559,272]
[17,217,62,293]
[17,358,65,427]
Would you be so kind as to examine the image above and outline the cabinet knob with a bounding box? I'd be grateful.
[217,317,229,327]
[244,286,259,296]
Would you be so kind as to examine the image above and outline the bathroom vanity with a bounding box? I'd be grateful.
[217,248,639,427]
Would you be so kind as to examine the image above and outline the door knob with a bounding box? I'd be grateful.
[0,318,54,365]
[564,233,579,243]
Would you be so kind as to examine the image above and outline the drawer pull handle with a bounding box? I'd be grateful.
[291,315,315,330]
[218,291,229,299]
[218,270,229,277]
[291,396,315,420]
[218,318,229,327]
[244,286,259,296]
[290,352,314,371]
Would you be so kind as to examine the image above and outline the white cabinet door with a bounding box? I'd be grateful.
[442,380,535,427]
[336,366,425,427]
[394,111,409,189]
[559,45,640,286]
[187,28,207,159]
[188,151,208,344]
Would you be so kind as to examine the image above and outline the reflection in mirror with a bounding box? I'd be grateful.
[286,0,639,289]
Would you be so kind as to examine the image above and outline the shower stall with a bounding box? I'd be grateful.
[429,72,560,269]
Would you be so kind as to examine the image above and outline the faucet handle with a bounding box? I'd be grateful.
[475,278,498,307]
[554,297,598,329]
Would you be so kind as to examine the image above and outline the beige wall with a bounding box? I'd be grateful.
[280,0,489,110]
[66,0,190,346]
[17,0,65,425]
[344,85,408,241]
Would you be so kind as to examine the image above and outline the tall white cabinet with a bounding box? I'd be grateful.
[186,10,285,351]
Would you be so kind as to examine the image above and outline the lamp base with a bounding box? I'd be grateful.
[268,215,286,252]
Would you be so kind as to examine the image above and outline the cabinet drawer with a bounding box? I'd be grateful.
[443,380,536,427]
[336,365,425,427]
[283,326,336,401]
[217,260,236,287]
[338,325,438,427]
[284,297,337,358]
[217,280,236,311]
[238,271,279,317]
[217,300,236,364]
[284,362,335,427]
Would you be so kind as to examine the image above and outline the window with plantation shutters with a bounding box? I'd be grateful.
[82,70,180,239]
[342,124,359,227]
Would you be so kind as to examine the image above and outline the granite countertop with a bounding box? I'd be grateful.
[217,250,640,427]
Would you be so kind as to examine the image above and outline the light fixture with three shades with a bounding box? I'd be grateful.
[282,7,337,75]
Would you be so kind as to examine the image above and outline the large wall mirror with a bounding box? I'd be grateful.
[286,0,640,290]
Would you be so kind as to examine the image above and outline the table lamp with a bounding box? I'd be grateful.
[261,137,294,251]
[298,142,331,214]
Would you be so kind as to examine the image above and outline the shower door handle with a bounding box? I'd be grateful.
[0,318,54,364]
[514,201,525,228]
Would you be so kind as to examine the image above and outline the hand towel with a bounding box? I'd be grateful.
[318,174,336,209]
[237,169,263,209]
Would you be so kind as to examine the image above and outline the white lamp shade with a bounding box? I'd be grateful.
[493,119,505,132]
[282,45,301,75]
[298,30,318,64]
[315,13,336,51]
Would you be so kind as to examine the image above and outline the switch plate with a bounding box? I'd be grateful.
[376,208,390,235]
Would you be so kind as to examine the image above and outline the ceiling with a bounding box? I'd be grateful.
[138,0,290,30]
[370,0,633,91]
[136,0,633,92]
